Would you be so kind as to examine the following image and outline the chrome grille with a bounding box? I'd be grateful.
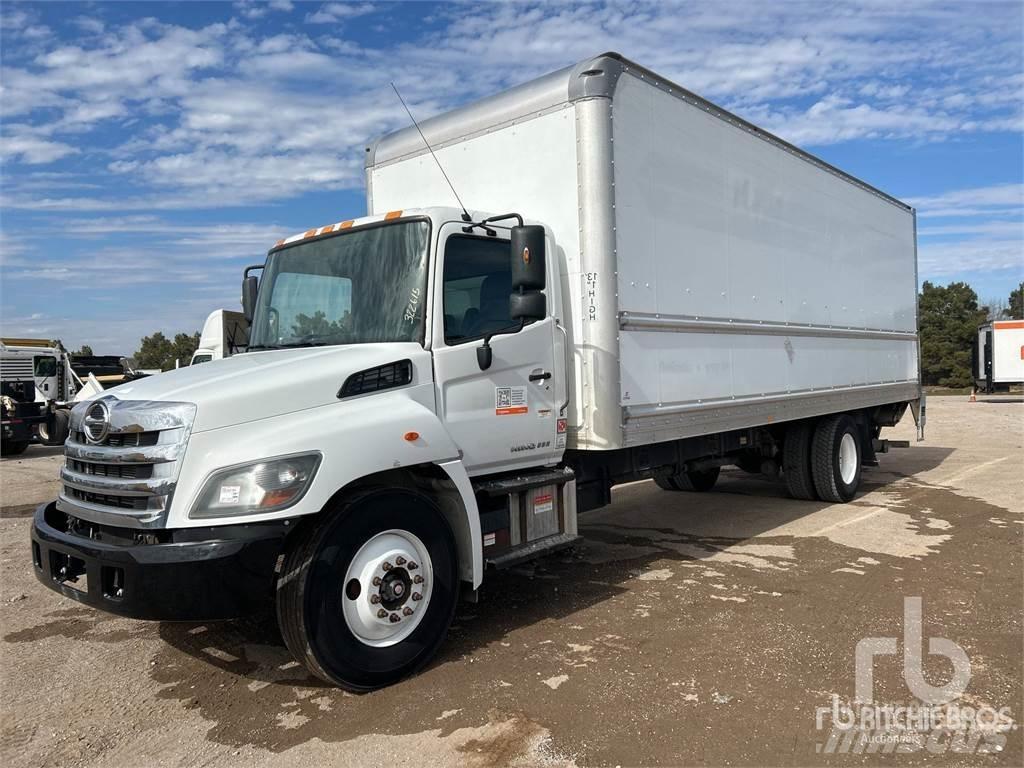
[66,488,150,510]
[66,459,153,480]
[58,397,196,528]
[70,430,160,448]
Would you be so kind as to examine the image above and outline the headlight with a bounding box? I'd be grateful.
[189,453,321,519]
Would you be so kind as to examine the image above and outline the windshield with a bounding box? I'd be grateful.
[249,220,430,349]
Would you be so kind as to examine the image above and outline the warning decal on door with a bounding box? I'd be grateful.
[495,386,528,415]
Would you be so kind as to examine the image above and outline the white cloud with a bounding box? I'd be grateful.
[306,3,376,24]
[918,239,1024,277]
[0,131,78,164]
[908,183,1024,217]
[912,183,1023,281]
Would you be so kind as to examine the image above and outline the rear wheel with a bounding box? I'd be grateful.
[655,466,720,492]
[811,414,862,503]
[276,488,458,691]
[782,420,816,500]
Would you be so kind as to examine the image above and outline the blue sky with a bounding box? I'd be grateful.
[1,0,1022,354]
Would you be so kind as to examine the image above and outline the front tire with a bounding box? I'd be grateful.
[276,489,459,691]
[1,439,29,456]
[811,414,862,503]
[38,410,69,446]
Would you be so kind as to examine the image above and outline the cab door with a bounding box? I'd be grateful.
[33,355,58,399]
[431,224,559,475]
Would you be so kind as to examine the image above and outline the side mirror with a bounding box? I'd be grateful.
[510,225,546,291]
[509,224,547,323]
[242,275,259,322]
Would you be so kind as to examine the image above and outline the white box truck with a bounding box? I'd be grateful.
[189,309,250,365]
[31,53,923,691]
[974,320,1024,392]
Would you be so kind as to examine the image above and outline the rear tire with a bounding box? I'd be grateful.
[783,420,816,500]
[653,472,680,491]
[38,410,69,446]
[276,488,458,691]
[811,414,862,503]
[658,466,720,492]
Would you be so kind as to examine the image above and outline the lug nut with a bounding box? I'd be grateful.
[407,562,418,571]
[413,575,424,584]
[377,609,388,618]
[370,594,381,604]
[382,561,393,571]
[411,592,422,601]
[396,556,406,565]
[372,576,382,586]
[403,607,413,616]
[389,613,401,623]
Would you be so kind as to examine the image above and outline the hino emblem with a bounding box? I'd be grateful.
[82,400,111,444]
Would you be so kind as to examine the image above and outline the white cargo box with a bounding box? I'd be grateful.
[368,53,921,451]
[977,320,1024,385]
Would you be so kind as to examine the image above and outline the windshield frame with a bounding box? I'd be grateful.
[252,215,433,350]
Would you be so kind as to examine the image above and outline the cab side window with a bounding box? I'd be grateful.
[443,236,514,344]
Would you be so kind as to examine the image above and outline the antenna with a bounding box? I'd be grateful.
[390,82,471,222]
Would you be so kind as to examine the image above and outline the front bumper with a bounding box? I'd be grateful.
[30,502,290,621]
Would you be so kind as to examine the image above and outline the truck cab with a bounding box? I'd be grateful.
[31,206,576,691]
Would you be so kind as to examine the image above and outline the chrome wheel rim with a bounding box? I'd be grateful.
[839,432,858,485]
[341,529,432,647]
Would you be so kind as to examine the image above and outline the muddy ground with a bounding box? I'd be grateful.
[1,396,1021,767]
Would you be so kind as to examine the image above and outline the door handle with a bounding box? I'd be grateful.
[529,371,552,382]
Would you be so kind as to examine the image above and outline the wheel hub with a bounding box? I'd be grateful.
[341,530,433,647]
[379,568,412,609]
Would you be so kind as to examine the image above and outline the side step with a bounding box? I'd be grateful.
[486,533,582,569]
[473,466,575,496]
[472,467,579,569]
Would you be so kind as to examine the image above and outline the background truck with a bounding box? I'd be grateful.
[190,309,250,365]
[31,53,922,692]
[974,320,1024,393]
[0,338,81,447]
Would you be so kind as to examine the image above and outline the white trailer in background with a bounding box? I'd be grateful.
[33,53,923,691]
[975,320,1024,392]
[190,309,250,365]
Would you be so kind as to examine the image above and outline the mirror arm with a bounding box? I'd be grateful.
[477,319,525,371]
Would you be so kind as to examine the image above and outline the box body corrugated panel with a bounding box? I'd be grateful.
[609,71,919,446]
[367,53,921,452]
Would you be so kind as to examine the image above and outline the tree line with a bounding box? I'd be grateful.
[132,331,201,371]
[921,280,1022,388]
[127,281,1023,386]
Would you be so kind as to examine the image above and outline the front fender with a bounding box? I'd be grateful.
[169,383,461,528]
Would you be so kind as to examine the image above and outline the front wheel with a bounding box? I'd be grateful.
[38,410,69,446]
[276,489,458,691]
[1,439,29,456]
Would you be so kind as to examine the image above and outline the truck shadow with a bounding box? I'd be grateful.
[151,445,955,752]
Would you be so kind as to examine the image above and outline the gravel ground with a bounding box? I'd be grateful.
[1,396,1021,767]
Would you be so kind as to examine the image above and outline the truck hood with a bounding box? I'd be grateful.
[104,343,432,432]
